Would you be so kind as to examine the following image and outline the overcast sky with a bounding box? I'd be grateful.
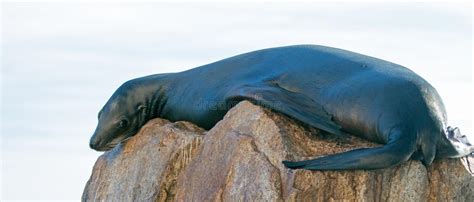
[1,2,472,200]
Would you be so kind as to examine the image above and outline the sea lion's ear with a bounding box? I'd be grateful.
[137,105,147,111]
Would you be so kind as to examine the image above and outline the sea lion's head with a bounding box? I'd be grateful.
[89,80,149,151]
[439,126,474,158]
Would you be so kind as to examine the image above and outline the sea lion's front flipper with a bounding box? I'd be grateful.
[226,83,344,137]
[283,128,417,170]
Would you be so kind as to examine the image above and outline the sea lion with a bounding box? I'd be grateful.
[89,44,473,170]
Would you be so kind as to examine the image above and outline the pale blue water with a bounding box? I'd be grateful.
[1,2,472,200]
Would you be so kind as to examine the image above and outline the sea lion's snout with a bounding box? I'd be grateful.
[89,118,135,151]
[89,140,103,151]
[89,122,116,151]
[89,131,106,151]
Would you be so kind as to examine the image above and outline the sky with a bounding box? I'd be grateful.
[1,2,472,201]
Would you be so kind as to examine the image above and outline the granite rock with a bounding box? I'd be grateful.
[83,101,474,201]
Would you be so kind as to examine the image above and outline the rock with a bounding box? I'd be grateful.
[82,101,474,201]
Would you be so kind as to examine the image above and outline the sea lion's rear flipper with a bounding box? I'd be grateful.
[226,84,344,137]
[283,129,417,170]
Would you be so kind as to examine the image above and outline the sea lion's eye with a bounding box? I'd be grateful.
[118,119,129,128]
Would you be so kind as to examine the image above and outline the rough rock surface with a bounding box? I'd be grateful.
[83,101,474,201]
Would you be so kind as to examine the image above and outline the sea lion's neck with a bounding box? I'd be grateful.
[134,73,176,121]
